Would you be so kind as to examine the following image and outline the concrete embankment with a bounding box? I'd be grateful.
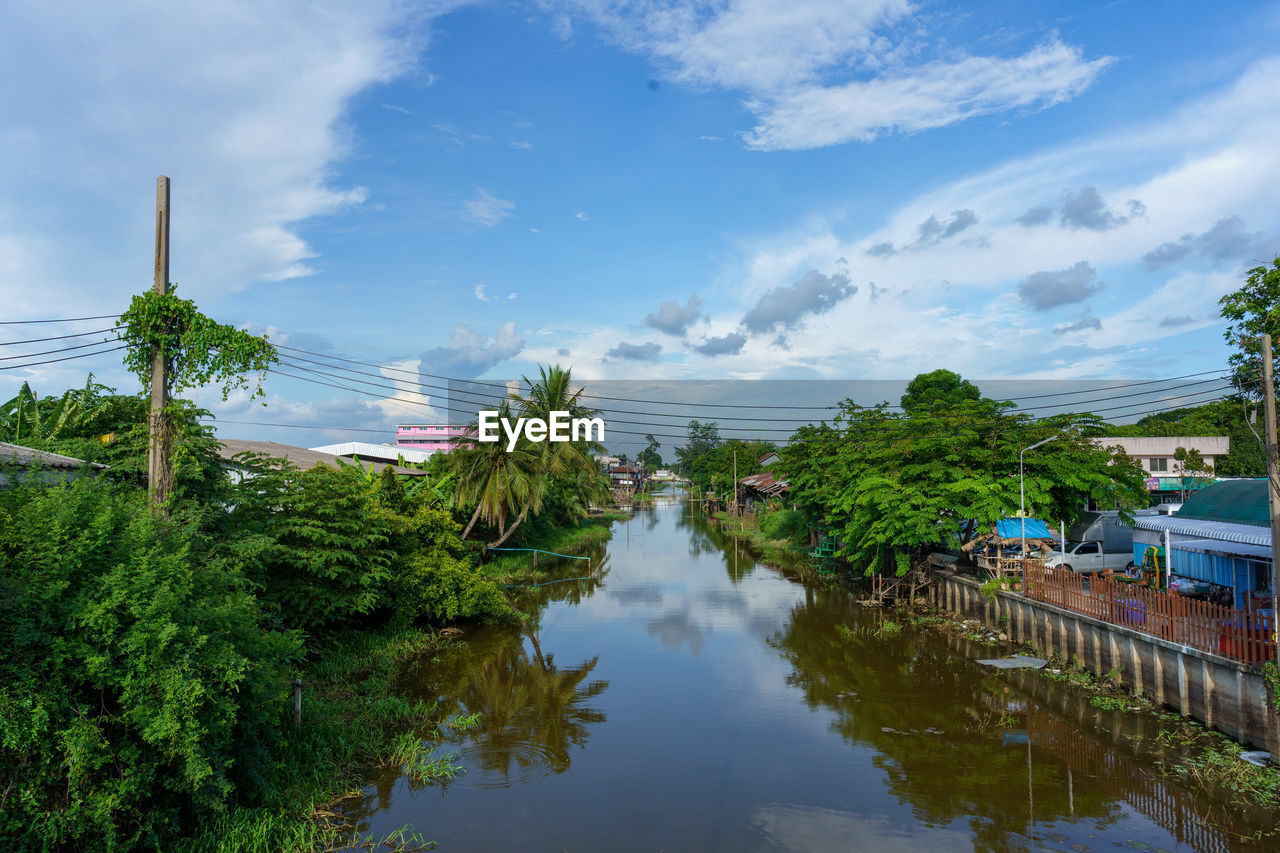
[930,570,1277,750]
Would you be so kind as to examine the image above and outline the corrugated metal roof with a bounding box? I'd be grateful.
[310,441,435,464]
[0,442,106,470]
[1172,539,1273,560]
[218,440,426,476]
[1134,514,1270,547]
[1176,478,1269,527]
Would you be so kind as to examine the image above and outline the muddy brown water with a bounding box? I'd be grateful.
[344,495,1276,851]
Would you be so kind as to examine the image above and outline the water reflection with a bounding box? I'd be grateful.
[350,499,1274,852]
[768,586,1274,850]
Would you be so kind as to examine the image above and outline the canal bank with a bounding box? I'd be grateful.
[929,570,1277,750]
[343,497,1279,850]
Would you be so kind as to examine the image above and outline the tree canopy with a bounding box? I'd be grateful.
[780,375,1147,575]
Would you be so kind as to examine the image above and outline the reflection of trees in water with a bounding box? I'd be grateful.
[413,624,608,785]
[453,638,608,779]
[674,504,762,582]
[768,589,1125,846]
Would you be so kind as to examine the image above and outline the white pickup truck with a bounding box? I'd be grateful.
[1043,540,1135,573]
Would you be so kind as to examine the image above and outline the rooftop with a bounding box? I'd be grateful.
[1175,478,1269,527]
[0,442,106,470]
[217,440,426,476]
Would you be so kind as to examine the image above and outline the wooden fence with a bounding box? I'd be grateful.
[1022,563,1275,665]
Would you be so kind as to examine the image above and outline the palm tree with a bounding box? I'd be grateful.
[451,398,540,541]
[486,365,606,546]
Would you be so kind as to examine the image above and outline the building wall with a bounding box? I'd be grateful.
[1090,436,1227,475]
[395,424,469,452]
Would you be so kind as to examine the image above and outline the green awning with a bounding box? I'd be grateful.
[1176,479,1270,527]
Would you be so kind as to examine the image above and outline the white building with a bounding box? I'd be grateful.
[1090,436,1228,495]
[310,441,435,466]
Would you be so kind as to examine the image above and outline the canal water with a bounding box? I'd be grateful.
[348,494,1274,851]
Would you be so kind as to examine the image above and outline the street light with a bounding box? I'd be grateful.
[1021,434,1060,591]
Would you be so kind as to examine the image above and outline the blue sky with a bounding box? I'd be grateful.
[3,1,1279,445]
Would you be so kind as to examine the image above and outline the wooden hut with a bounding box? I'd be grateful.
[963,518,1057,579]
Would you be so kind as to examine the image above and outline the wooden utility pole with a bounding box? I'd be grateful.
[732,448,738,517]
[1261,333,1280,758]
[1261,335,1279,649]
[147,176,171,507]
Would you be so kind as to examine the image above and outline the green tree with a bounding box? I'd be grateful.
[1219,257,1280,398]
[224,458,394,632]
[497,364,604,546]
[780,376,1147,575]
[117,287,276,505]
[450,399,540,542]
[1172,446,1214,502]
[899,368,981,415]
[0,477,297,848]
[637,433,663,471]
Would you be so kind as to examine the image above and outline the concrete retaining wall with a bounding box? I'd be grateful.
[929,571,1276,749]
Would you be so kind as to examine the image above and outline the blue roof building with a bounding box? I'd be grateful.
[1132,479,1272,610]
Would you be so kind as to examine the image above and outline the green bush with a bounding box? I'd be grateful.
[759,508,809,544]
[0,478,298,849]
[374,493,510,625]
[226,459,394,633]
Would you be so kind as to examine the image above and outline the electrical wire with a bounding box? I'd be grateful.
[274,351,1233,430]
[273,355,1234,436]
[0,327,122,347]
[274,341,1229,410]
[0,314,120,325]
[262,364,1234,445]
[0,337,125,362]
[0,345,127,371]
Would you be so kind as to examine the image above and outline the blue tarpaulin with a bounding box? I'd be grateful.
[994,518,1053,539]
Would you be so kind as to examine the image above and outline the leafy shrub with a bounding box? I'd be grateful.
[226,459,394,633]
[0,478,297,849]
[374,495,510,625]
[759,508,808,543]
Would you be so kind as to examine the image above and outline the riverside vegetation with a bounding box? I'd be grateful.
[0,292,615,851]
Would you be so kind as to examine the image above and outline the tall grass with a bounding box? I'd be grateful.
[178,628,451,852]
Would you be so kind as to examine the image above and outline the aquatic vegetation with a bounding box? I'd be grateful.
[406,748,467,785]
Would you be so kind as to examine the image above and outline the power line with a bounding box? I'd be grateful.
[0,345,127,371]
[263,363,1234,445]
[273,355,1233,435]
[0,314,120,325]
[0,337,125,362]
[199,418,392,435]
[0,327,122,347]
[273,342,1230,410]
[274,352,1232,430]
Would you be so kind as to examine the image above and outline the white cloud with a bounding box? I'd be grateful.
[557,1,1109,150]
[0,0,463,311]
[574,211,590,220]
[751,39,1109,150]
[474,283,491,302]
[702,57,1280,378]
[464,188,516,226]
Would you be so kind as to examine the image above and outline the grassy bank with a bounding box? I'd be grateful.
[480,518,617,587]
[181,627,456,853]
[711,509,810,568]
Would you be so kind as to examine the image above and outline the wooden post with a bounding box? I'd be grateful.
[293,678,303,727]
[1261,333,1280,757]
[147,176,171,509]
[732,448,738,518]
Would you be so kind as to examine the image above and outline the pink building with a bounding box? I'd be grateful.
[395,424,471,452]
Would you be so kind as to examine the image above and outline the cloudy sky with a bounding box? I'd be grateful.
[3,1,1278,445]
